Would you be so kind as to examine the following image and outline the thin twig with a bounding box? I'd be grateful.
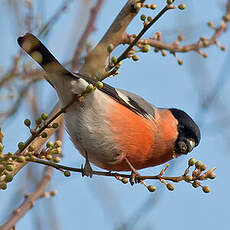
[0,167,53,230]
[27,157,216,183]
[114,5,174,66]
[15,97,76,155]
[101,4,175,79]
[0,81,36,124]
[1,113,65,230]
[38,0,73,38]
[121,0,230,55]
[80,0,139,77]
[0,103,63,185]
[72,0,104,71]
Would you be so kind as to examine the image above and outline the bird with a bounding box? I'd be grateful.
[17,33,201,182]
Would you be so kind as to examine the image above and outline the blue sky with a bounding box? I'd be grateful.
[1,0,230,229]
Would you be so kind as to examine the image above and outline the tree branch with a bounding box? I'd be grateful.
[27,157,216,184]
[79,0,139,77]
[121,0,230,56]
[0,167,53,230]
[72,0,105,71]
[0,103,64,185]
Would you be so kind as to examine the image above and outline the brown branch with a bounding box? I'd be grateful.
[0,103,63,185]
[38,0,72,38]
[0,167,53,230]
[1,110,65,230]
[0,81,36,124]
[0,86,92,185]
[72,0,104,71]
[15,97,75,155]
[0,52,22,88]
[122,0,230,55]
[113,5,175,66]
[101,4,175,79]
[27,157,216,183]
[79,0,139,77]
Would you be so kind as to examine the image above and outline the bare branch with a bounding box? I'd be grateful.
[122,1,230,55]
[27,157,216,184]
[0,104,63,184]
[79,0,139,77]
[0,167,53,230]
[72,0,105,71]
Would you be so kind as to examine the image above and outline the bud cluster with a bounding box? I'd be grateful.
[182,158,216,193]
[23,112,59,147]
[40,140,63,163]
[113,158,215,194]
[0,152,17,190]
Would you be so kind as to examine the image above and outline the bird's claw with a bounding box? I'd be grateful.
[129,171,140,185]
[81,160,93,178]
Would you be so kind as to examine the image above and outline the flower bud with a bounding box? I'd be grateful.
[166,183,174,191]
[53,157,61,163]
[111,56,117,63]
[134,3,141,10]
[202,186,210,193]
[195,160,202,169]
[200,164,207,171]
[41,113,48,120]
[41,132,48,138]
[141,45,150,53]
[147,185,156,192]
[35,118,42,126]
[50,190,57,196]
[46,155,52,161]
[192,181,200,188]
[86,84,94,93]
[147,16,153,22]
[107,44,114,53]
[28,145,35,152]
[177,59,183,65]
[5,174,13,183]
[132,55,139,61]
[6,165,14,172]
[18,142,25,150]
[52,123,59,128]
[96,81,103,89]
[64,171,71,177]
[151,4,156,10]
[1,183,7,190]
[122,178,129,184]
[17,156,25,163]
[184,175,193,182]
[46,141,53,148]
[24,119,31,127]
[140,14,146,21]
[188,158,196,166]
[208,172,216,179]
[178,4,186,10]
[167,0,174,5]
[54,140,62,147]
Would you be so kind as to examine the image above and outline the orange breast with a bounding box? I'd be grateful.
[103,102,178,171]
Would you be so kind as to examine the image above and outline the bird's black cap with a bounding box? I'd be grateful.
[169,108,201,153]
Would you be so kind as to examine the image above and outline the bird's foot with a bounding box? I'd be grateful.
[130,170,141,185]
[81,152,93,178]
[124,157,140,185]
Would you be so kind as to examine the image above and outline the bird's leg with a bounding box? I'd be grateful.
[81,151,93,178]
[124,157,140,185]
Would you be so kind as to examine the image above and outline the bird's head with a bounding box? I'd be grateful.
[169,108,201,155]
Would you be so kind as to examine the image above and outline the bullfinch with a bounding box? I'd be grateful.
[17,33,201,179]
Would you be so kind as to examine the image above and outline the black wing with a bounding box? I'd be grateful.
[74,73,156,119]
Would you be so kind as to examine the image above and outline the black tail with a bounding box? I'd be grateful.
[17,33,68,74]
